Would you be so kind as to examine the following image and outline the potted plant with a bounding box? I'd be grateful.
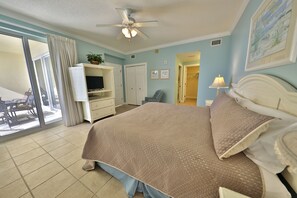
[86,53,104,65]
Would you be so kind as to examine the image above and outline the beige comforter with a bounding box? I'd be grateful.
[82,103,263,198]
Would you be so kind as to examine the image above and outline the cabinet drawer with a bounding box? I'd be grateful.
[91,99,114,110]
[92,106,115,119]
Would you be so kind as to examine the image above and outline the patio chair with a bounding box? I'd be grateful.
[0,98,14,127]
[12,89,32,104]
[11,93,37,116]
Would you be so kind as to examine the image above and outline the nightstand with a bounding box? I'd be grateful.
[219,187,250,198]
[205,100,213,106]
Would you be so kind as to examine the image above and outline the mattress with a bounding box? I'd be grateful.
[97,162,291,198]
[82,103,264,197]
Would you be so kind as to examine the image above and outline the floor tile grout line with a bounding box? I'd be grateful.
[6,131,62,167]
[37,131,105,197]
[32,135,78,153]
[5,141,38,155]
[1,124,93,197]
[1,129,79,194]
[5,141,34,150]
[44,146,97,196]
[20,157,56,176]
[32,137,62,147]
[34,138,93,197]
[4,144,35,198]
[11,148,47,167]
[27,168,64,193]
[54,178,95,198]
[94,175,113,195]
[25,138,79,192]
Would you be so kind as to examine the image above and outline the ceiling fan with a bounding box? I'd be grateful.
[96,8,158,40]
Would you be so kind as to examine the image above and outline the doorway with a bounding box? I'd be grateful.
[176,51,200,106]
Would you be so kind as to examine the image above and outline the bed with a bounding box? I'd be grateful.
[82,74,297,198]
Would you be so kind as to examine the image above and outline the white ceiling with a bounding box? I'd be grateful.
[0,0,248,54]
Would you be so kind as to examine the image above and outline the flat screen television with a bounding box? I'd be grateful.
[86,76,104,90]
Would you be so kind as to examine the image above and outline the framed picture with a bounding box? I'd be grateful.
[150,70,159,80]
[160,69,170,80]
[245,0,297,71]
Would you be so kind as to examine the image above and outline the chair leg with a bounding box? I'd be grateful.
[29,108,37,116]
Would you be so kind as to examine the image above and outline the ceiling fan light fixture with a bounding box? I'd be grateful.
[122,28,137,38]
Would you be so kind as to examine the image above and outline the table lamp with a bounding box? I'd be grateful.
[209,74,228,95]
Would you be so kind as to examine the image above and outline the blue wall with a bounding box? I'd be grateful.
[125,36,232,105]
[230,0,297,87]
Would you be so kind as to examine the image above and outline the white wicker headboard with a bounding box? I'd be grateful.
[232,74,297,193]
[232,74,297,117]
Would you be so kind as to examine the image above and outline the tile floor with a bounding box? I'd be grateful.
[0,120,143,198]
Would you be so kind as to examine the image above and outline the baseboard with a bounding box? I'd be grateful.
[185,97,197,99]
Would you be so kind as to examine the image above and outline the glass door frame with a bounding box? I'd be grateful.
[32,53,58,111]
[0,30,47,128]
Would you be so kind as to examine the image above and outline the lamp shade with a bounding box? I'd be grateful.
[122,28,137,38]
[209,75,228,88]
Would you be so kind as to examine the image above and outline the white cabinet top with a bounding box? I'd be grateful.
[75,63,114,70]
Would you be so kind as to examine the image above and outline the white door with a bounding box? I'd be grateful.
[182,66,187,102]
[178,65,183,103]
[135,66,146,105]
[113,66,124,106]
[124,63,147,105]
[126,67,137,105]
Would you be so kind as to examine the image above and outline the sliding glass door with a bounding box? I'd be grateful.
[29,40,61,124]
[0,32,62,136]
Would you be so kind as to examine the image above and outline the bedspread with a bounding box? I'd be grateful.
[82,103,263,198]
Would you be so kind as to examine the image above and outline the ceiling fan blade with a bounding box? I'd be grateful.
[116,8,130,23]
[133,21,159,27]
[96,24,124,27]
[134,28,149,39]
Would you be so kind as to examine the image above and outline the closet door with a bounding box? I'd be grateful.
[135,66,146,105]
[126,67,137,105]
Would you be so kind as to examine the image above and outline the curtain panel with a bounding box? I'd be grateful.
[47,34,83,126]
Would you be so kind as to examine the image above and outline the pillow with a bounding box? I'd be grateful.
[210,93,274,160]
[244,120,297,174]
[237,98,297,174]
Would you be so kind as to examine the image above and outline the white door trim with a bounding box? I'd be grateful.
[124,63,147,105]
[105,62,124,106]
[183,64,199,101]
[184,63,200,67]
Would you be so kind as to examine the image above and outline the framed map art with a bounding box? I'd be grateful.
[245,0,297,71]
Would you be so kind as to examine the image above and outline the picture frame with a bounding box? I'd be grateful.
[150,69,159,80]
[245,0,297,71]
[160,69,170,80]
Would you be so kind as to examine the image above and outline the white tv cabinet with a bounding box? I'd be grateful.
[69,63,116,123]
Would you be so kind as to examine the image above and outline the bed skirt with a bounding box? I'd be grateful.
[97,162,169,198]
